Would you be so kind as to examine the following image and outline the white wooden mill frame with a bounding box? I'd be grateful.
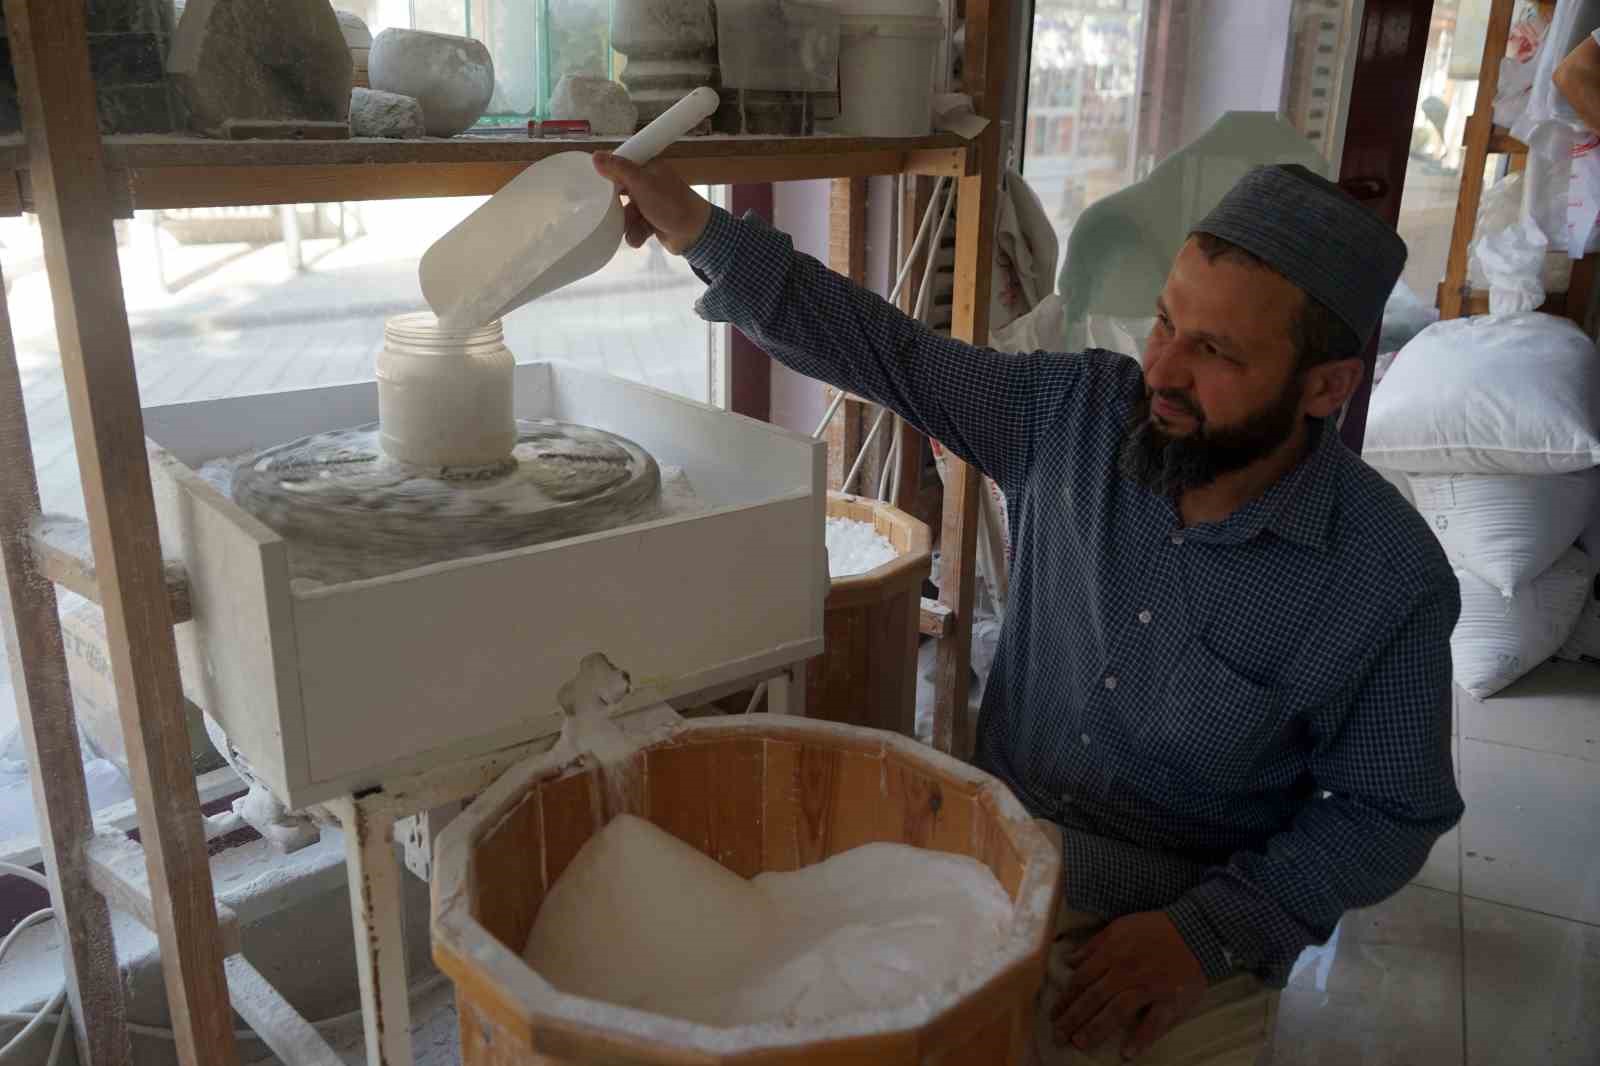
[0,2,1012,1065]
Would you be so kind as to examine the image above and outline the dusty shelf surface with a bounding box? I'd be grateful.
[0,131,973,210]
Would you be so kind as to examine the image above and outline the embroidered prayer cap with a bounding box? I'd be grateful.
[1190,164,1407,349]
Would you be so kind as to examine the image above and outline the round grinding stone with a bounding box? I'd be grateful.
[231,418,661,584]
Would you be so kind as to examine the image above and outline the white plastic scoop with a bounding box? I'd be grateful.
[420,87,721,330]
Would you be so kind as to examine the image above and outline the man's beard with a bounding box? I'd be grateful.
[1117,373,1304,497]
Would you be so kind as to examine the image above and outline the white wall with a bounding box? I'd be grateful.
[767,177,902,436]
[1178,0,1296,147]
[770,180,831,435]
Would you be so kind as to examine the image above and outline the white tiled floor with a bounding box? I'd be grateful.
[1262,661,1600,1064]
[1459,738,1600,926]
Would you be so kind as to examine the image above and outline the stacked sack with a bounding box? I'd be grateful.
[1364,312,1600,697]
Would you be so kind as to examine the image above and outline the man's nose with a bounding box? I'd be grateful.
[1143,341,1193,392]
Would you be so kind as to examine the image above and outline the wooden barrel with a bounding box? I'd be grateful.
[806,492,933,735]
[432,715,1062,1065]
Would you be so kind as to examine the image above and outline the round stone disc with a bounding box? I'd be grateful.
[231,418,661,584]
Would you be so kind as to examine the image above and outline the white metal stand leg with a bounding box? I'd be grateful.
[333,797,414,1066]
[766,670,790,716]
[766,665,805,716]
[787,663,807,716]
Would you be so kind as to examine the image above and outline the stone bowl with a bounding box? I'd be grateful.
[368,28,495,137]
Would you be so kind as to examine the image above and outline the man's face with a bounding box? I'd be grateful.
[1120,238,1310,496]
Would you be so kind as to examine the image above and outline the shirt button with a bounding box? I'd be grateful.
[1081,733,1092,746]
[1138,609,1152,624]
[1170,534,1185,545]
[1103,675,1118,690]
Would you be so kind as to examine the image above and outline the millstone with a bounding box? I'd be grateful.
[231,418,661,584]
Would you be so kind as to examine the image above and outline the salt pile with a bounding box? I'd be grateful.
[524,813,1012,1028]
[826,516,899,578]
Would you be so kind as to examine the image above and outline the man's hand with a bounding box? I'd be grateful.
[592,152,713,254]
[1052,911,1207,1060]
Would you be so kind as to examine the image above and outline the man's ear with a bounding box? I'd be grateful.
[1301,356,1364,419]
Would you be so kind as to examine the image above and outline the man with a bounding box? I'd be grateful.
[1555,27,1600,134]
[592,155,1463,1059]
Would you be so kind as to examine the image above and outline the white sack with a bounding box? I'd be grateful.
[1452,546,1593,698]
[1410,470,1600,597]
[1364,312,1600,475]
[1557,567,1600,664]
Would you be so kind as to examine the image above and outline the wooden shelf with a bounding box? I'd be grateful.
[1438,282,1568,317]
[0,131,974,212]
[1460,123,1527,154]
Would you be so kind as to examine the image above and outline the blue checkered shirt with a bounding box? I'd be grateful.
[686,207,1464,987]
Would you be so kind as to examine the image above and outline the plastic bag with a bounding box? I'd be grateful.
[1493,1,1552,129]
[989,292,1063,353]
[1378,278,1439,357]
[1511,0,1600,257]
[1469,172,1572,292]
[1472,215,1550,312]
[1510,0,1600,142]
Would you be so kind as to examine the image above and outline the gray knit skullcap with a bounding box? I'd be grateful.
[1190,164,1407,348]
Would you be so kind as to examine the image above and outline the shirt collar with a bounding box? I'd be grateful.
[1183,418,1340,551]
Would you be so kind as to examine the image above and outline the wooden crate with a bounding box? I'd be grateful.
[141,363,827,809]
[806,492,932,735]
[432,715,1063,1065]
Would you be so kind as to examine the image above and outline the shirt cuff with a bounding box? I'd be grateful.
[683,204,741,284]
[1164,892,1239,983]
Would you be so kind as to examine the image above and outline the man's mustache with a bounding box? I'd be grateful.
[1148,388,1203,422]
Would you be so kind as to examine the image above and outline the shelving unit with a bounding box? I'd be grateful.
[0,1,1010,1065]
[1438,0,1598,326]
[0,131,975,213]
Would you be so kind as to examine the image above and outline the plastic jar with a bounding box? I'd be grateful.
[818,0,944,138]
[376,312,516,468]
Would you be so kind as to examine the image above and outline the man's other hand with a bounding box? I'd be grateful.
[1052,911,1208,1060]
[592,153,713,254]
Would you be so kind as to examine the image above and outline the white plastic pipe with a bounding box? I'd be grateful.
[613,87,720,165]
[812,176,950,443]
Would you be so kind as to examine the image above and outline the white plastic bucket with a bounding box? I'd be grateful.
[819,0,943,137]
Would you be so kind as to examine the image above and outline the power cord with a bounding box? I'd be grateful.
[0,861,67,1066]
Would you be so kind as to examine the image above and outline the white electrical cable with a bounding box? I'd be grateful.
[742,681,768,715]
[811,175,952,443]
[0,861,66,1066]
[877,419,898,500]
[886,175,950,308]
[841,405,892,493]
[811,387,850,440]
[878,182,957,503]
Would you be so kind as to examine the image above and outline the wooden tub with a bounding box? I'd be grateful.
[807,493,933,735]
[432,715,1062,1065]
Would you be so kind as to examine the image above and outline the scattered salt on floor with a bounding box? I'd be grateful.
[826,516,899,579]
[524,813,1012,1028]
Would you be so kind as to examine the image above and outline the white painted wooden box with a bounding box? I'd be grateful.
[144,363,827,810]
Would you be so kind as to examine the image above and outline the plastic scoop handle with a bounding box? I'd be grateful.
[612,88,721,166]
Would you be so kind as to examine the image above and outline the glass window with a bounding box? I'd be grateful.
[1020,0,1368,278]
[361,0,611,123]
[1392,0,1529,307]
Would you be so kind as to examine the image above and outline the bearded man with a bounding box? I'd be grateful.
[592,156,1463,1059]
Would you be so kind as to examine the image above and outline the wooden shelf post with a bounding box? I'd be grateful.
[2,2,240,1062]
[936,0,1010,760]
[0,256,131,1064]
